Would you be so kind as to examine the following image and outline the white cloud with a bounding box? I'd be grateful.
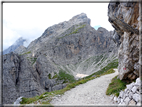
[3,3,114,50]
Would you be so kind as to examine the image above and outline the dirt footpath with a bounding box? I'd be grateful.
[51,69,118,106]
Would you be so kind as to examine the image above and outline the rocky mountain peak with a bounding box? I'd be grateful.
[13,37,26,46]
[97,27,108,32]
[3,37,26,55]
[27,13,91,50]
[69,13,90,25]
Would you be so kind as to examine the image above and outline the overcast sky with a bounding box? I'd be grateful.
[3,2,114,50]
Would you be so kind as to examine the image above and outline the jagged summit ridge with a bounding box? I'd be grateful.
[69,13,90,25]
[27,13,91,51]
[41,13,90,38]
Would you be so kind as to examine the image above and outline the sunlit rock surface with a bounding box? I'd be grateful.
[108,0,140,81]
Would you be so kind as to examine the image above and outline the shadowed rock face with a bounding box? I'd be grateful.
[3,53,20,104]
[108,0,140,81]
[3,52,45,104]
[3,13,118,104]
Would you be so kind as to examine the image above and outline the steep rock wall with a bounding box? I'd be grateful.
[24,13,117,65]
[3,53,45,104]
[108,0,141,81]
[2,53,66,104]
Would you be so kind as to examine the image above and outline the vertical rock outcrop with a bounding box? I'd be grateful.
[108,0,141,81]
[3,52,20,104]
[2,52,45,104]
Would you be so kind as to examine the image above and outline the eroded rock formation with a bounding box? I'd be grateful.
[108,0,141,81]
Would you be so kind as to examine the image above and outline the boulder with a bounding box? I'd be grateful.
[124,97,130,105]
[128,99,136,105]
[133,93,140,102]
[131,86,138,93]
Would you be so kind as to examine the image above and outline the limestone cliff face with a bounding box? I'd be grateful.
[23,13,117,65]
[108,0,141,81]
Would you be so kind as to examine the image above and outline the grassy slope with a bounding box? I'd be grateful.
[106,76,127,97]
[84,59,118,79]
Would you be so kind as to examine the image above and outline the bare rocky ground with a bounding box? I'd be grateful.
[51,69,118,106]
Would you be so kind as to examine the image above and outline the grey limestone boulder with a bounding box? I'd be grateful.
[133,93,140,102]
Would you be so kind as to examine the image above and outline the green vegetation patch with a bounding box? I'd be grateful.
[106,75,127,97]
[48,73,58,79]
[85,59,118,79]
[57,69,75,83]
[27,57,37,65]
[20,51,31,56]
[71,24,86,34]
[58,24,86,39]
[52,73,58,79]
[21,96,40,104]
[48,74,52,79]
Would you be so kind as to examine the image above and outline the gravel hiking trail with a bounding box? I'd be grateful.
[51,69,118,106]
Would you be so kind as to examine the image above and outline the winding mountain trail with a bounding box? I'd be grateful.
[51,69,118,106]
